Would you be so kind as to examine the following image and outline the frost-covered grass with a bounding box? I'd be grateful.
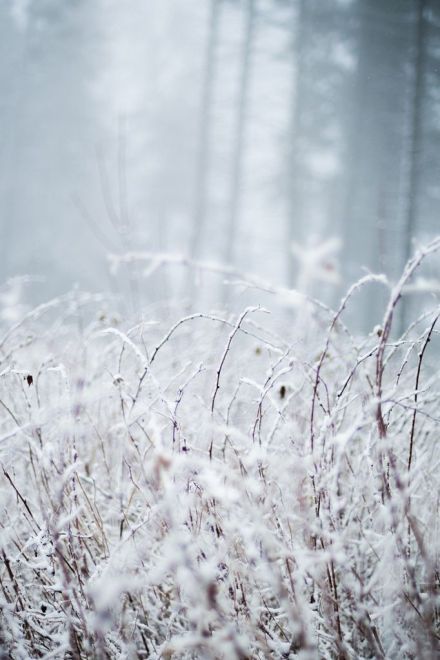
[1,245,440,659]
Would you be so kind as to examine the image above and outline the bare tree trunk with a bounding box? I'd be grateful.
[401,0,426,328]
[0,14,26,283]
[342,0,408,331]
[224,0,256,272]
[342,5,370,277]
[190,0,221,264]
[286,0,307,289]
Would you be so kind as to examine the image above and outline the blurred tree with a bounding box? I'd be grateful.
[342,0,413,328]
[404,0,427,267]
[0,0,104,296]
[190,0,222,263]
[224,0,256,271]
[286,0,307,289]
[285,0,354,296]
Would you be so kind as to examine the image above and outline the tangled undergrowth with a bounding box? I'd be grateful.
[1,242,440,659]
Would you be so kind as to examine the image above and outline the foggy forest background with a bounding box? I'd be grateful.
[2,0,439,327]
[3,2,440,658]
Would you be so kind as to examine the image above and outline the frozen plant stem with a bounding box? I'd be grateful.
[211,306,263,414]
[407,312,438,473]
[375,237,440,438]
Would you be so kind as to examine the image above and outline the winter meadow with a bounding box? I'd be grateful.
[1,2,440,659]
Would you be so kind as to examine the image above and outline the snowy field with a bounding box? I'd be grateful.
[1,243,440,659]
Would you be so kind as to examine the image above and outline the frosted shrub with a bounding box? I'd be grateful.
[1,243,440,658]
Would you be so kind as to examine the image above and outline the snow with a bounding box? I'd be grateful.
[1,249,440,658]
